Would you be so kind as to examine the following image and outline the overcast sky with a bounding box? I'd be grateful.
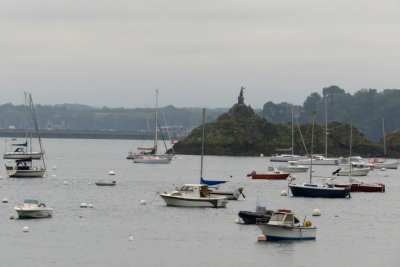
[1,0,399,108]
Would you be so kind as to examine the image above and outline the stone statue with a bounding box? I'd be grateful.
[238,86,245,104]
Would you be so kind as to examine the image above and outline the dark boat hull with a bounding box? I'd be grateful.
[289,184,350,198]
[334,183,385,192]
[238,211,273,224]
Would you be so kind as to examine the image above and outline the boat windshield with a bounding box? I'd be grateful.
[270,213,285,222]
[179,186,194,192]
[24,199,39,204]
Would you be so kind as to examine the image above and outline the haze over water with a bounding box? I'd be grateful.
[0,138,399,266]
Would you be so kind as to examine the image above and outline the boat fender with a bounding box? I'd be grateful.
[304,221,312,227]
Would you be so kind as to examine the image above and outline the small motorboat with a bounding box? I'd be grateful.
[200,178,245,200]
[334,177,385,192]
[257,209,317,241]
[247,167,291,180]
[238,199,274,224]
[159,184,228,208]
[332,166,370,176]
[15,199,53,219]
[95,180,116,186]
[276,161,309,173]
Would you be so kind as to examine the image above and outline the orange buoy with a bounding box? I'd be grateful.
[257,235,267,241]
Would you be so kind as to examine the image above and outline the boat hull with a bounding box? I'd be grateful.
[251,173,290,180]
[159,194,227,208]
[336,168,370,176]
[15,209,53,218]
[276,166,309,173]
[270,155,303,162]
[371,162,399,169]
[6,168,45,178]
[3,152,43,160]
[289,184,350,198]
[238,211,272,224]
[133,155,172,164]
[334,183,385,192]
[258,223,317,241]
[209,190,240,200]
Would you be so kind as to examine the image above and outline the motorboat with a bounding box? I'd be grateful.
[257,209,317,241]
[159,184,228,208]
[334,177,385,192]
[276,161,309,173]
[338,156,375,170]
[238,199,274,224]
[95,180,116,186]
[332,166,370,176]
[6,158,46,178]
[247,166,290,180]
[298,155,339,165]
[368,158,399,169]
[15,199,53,218]
[208,186,244,200]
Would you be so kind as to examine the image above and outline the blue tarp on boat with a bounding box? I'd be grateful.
[200,177,227,186]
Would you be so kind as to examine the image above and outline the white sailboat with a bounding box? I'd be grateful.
[5,93,46,178]
[131,90,174,164]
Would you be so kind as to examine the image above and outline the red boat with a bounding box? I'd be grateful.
[247,167,291,180]
[334,177,385,192]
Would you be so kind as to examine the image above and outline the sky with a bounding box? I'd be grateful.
[1,0,399,109]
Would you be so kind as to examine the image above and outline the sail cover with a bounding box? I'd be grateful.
[200,177,227,186]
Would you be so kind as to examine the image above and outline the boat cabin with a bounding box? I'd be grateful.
[268,210,296,226]
[172,184,211,198]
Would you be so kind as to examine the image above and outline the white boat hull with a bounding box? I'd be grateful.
[3,152,43,160]
[258,223,317,241]
[270,155,303,162]
[276,166,309,173]
[209,189,241,200]
[6,168,45,178]
[372,162,399,169]
[15,208,53,218]
[159,194,227,208]
[133,154,173,164]
[336,168,369,176]
[298,158,339,165]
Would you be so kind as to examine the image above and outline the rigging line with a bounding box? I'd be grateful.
[295,115,308,155]
[156,120,169,153]
[162,111,175,155]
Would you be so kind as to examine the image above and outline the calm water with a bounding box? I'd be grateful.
[0,138,399,267]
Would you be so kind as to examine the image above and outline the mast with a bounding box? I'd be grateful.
[310,111,316,183]
[349,116,353,177]
[382,117,386,156]
[200,108,205,179]
[154,89,159,154]
[291,105,294,156]
[325,96,328,157]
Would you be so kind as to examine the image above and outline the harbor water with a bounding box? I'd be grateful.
[0,139,399,266]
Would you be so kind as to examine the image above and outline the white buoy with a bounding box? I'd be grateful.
[88,203,94,208]
[380,168,386,171]
[312,209,321,216]
[64,181,69,185]
[80,203,87,208]
[139,200,147,205]
[109,171,115,175]
[23,226,29,232]
[8,160,12,163]
[10,214,15,219]
[257,235,266,241]
[129,234,134,241]
[51,174,56,178]
[260,154,264,158]
[384,173,389,177]
[2,198,8,203]
[235,218,241,224]
[179,157,183,160]
[52,165,57,170]
[280,190,288,196]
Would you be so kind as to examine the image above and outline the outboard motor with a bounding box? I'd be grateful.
[332,168,341,175]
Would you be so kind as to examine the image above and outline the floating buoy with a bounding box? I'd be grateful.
[23,226,29,232]
[109,171,115,175]
[304,221,312,227]
[10,214,15,219]
[52,165,57,170]
[260,154,264,158]
[80,203,87,208]
[312,209,321,216]
[51,174,56,178]
[129,235,134,241]
[384,173,389,177]
[2,198,8,203]
[380,168,386,171]
[139,200,147,205]
[334,214,339,217]
[280,190,288,196]
[179,157,183,160]
[235,218,241,224]
[64,181,69,185]
[290,174,296,179]
[56,157,61,160]
[257,235,266,241]
[88,203,94,208]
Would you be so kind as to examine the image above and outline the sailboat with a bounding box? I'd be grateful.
[5,93,46,178]
[335,118,385,192]
[131,90,174,164]
[367,118,399,169]
[288,112,351,198]
[270,105,304,162]
[198,109,245,200]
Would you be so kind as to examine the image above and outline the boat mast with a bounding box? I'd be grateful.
[154,89,158,154]
[382,117,386,156]
[310,111,316,183]
[291,105,294,156]
[349,116,352,177]
[200,108,205,179]
[325,96,328,157]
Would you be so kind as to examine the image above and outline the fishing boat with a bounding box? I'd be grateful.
[15,199,53,218]
[238,199,274,224]
[247,166,290,180]
[198,109,245,200]
[289,112,351,198]
[5,93,47,178]
[159,184,228,208]
[131,90,174,164]
[277,161,309,173]
[257,209,317,241]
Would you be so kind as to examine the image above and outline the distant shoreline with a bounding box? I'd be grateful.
[0,129,187,140]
